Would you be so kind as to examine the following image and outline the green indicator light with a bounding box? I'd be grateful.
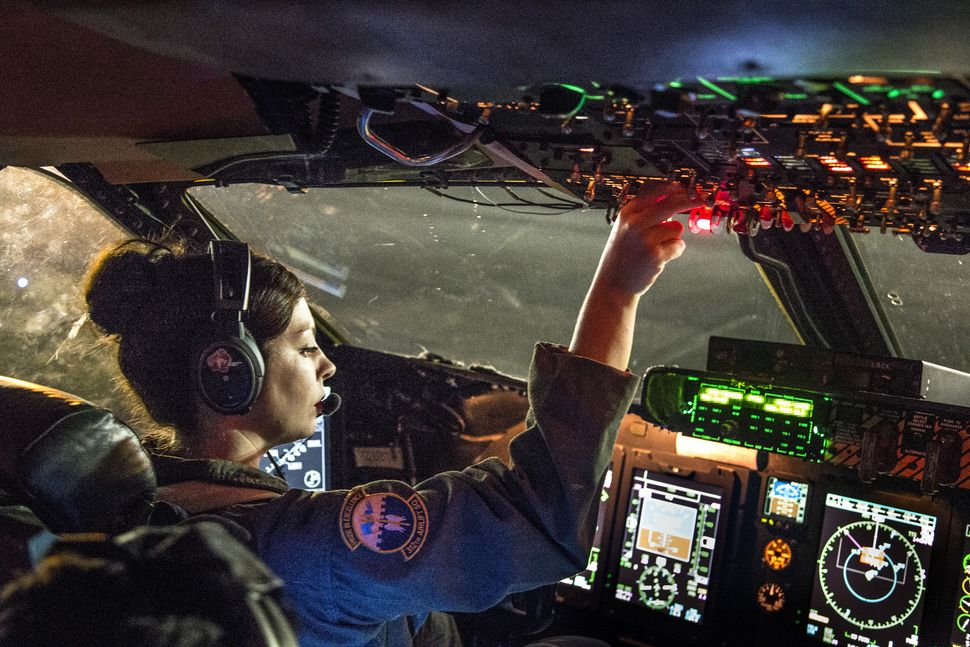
[696,93,718,100]
[911,84,934,93]
[833,81,871,106]
[862,85,892,93]
[696,77,738,101]
[887,88,901,99]
[746,394,765,404]
[669,81,683,88]
[558,83,586,94]
[933,89,946,99]
[782,93,808,100]
[687,376,699,381]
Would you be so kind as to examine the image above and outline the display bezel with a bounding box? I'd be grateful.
[761,474,813,527]
[602,449,740,642]
[804,482,950,647]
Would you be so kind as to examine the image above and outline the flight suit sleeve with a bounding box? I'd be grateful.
[325,342,640,623]
[250,343,639,639]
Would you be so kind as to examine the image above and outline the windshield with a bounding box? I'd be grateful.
[0,167,129,412]
[190,184,798,378]
[852,233,970,372]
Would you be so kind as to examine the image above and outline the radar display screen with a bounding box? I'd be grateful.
[613,469,723,624]
[561,465,614,593]
[949,524,970,646]
[807,493,937,647]
[260,416,329,491]
[763,477,811,524]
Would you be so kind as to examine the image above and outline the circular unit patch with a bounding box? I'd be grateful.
[340,489,428,561]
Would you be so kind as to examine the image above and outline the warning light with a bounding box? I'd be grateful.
[954,162,970,173]
[860,156,891,171]
[819,156,854,173]
[779,210,795,232]
[688,206,713,233]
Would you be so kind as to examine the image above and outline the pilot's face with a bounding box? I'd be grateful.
[250,297,336,448]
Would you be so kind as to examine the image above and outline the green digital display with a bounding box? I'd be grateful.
[697,385,814,418]
[690,380,824,460]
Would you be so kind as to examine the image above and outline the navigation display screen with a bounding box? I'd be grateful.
[561,465,614,593]
[763,476,811,524]
[807,493,937,647]
[260,416,329,491]
[951,524,970,647]
[613,469,723,623]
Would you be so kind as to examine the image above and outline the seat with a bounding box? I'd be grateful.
[0,376,157,583]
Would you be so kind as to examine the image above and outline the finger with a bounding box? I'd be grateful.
[657,239,686,263]
[621,185,699,225]
[653,219,685,238]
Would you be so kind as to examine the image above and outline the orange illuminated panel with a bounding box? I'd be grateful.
[860,156,891,172]
[740,148,772,167]
[819,156,855,173]
[954,162,970,173]
[744,157,772,167]
[763,538,793,571]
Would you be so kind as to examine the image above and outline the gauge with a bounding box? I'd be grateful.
[637,564,678,611]
[757,581,786,613]
[763,537,793,571]
[817,519,925,630]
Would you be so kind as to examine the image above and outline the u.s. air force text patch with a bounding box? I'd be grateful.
[339,488,429,561]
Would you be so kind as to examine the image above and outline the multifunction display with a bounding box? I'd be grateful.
[614,469,723,623]
[764,477,811,524]
[807,493,937,647]
[260,416,329,491]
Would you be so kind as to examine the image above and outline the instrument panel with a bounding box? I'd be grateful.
[475,74,970,254]
[553,336,970,646]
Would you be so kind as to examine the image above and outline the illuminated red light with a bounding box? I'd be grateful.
[688,206,713,234]
[780,210,795,231]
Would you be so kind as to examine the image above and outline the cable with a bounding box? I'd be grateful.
[422,186,582,215]
[535,186,585,206]
[502,185,584,209]
[474,187,579,215]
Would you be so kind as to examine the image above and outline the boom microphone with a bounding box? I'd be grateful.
[319,386,342,416]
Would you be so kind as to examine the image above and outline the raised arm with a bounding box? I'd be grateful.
[569,181,700,370]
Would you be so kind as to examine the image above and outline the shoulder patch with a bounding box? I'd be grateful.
[339,487,429,561]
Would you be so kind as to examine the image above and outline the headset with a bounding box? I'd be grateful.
[193,240,266,415]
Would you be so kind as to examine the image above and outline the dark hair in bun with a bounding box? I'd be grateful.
[84,239,306,441]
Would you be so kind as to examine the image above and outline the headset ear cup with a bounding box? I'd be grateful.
[194,328,265,415]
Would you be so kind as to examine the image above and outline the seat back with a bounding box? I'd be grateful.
[0,376,156,535]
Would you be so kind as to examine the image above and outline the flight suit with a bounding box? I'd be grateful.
[154,343,639,647]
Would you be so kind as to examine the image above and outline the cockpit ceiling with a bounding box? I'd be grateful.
[31,1,970,95]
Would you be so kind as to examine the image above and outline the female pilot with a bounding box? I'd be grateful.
[83,182,698,646]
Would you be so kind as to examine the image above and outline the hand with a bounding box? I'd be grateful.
[593,181,702,296]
